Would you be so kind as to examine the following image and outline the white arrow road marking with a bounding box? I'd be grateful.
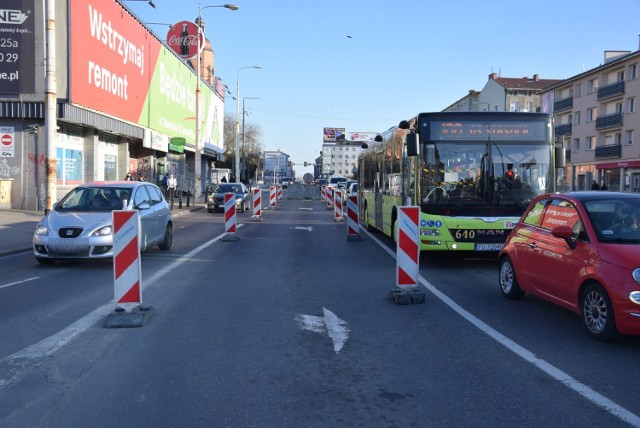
[298,208,313,211]
[295,307,350,353]
[291,226,313,232]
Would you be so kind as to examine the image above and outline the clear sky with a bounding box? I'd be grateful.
[123,0,640,178]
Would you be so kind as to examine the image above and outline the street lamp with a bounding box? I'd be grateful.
[194,3,238,201]
[235,65,261,182]
[242,97,260,182]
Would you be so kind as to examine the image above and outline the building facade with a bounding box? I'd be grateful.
[540,50,640,191]
[0,0,226,211]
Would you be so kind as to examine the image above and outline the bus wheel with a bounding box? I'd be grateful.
[392,216,398,244]
[364,205,375,232]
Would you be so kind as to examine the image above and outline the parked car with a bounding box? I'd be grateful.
[207,182,250,213]
[33,181,173,264]
[498,191,640,341]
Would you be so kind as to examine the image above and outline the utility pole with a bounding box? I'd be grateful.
[45,0,57,213]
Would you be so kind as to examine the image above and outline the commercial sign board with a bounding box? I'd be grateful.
[323,127,345,143]
[166,21,203,60]
[68,0,224,154]
[346,132,376,143]
[0,0,35,94]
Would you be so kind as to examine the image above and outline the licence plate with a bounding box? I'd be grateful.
[474,243,503,251]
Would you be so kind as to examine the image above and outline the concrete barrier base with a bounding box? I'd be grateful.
[388,289,426,305]
[105,305,155,328]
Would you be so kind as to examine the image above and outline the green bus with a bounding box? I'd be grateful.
[359,112,562,251]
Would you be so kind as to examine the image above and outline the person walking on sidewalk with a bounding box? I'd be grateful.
[167,173,177,209]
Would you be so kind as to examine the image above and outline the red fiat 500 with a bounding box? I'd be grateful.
[499,191,640,341]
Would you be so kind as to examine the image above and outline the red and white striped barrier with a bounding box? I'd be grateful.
[277,184,283,202]
[269,185,276,208]
[251,188,262,221]
[112,210,142,310]
[334,189,343,221]
[321,185,326,201]
[222,192,239,241]
[325,188,333,210]
[396,206,420,290]
[346,195,361,240]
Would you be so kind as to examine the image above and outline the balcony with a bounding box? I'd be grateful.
[555,123,572,136]
[595,112,623,130]
[595,144,622,159]
[597,81,625,100]
[553,96,573,112]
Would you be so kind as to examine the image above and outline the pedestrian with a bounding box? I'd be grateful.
[167,173,177,208]
[124,172,133,181]
[591,180,600,190]
[601,182,608,191]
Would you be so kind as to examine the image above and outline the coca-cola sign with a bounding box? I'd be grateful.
[166,20,203,60]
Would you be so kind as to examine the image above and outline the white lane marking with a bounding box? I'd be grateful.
[292,226,313,232]
[0,277,39,290]
[361,227,640,427]
[299,208,313,211]
[0,225,243,390]
[295,308,350,353]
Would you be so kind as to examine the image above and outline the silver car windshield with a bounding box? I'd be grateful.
[57,187,132,211]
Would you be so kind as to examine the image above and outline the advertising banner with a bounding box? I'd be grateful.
[0,0,35,94]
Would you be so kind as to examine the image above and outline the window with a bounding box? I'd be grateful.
[617,70,625,82]
[629,97,636,113]
[615,132,622,146]
[574,138,580,151]
[525,101,533,112]
[588,78,598,93]
[574,111,581,125]
[616,102,623,114]
[587,136,595,150]
[510,101,519,112]
[575,83,582,98]
[626,130,634,145]
[630,64,638,80]
[588,108,597,122]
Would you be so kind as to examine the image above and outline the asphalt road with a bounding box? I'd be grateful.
[0,184,638,427]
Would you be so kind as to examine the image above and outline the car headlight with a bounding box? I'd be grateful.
[91,226,113,237]
[633,268,640,285]
[35,224,49,236]
[630,291,640,305]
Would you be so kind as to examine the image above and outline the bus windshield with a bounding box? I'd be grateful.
[418,117,553,217]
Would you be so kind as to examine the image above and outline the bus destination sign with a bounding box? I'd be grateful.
[426,120,547,142]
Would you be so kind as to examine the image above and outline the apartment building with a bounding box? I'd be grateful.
[540,50,640,191]
[443,73,562,113]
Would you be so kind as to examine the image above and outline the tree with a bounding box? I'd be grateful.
[223,113,264,182]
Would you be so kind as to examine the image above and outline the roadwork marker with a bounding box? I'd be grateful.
[106,210,155,328]
[346,195,361,241]
[251,188,262,221]
[389,206,425,305]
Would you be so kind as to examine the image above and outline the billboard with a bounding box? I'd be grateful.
[323,127,345,142]
[346,132,376,143]
[0,0,35,94]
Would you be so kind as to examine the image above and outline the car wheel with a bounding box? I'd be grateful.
[581,283,618,341]
[158,223,173,250]
[499,256,524,299]
[207,208,213,213]
[36,257,55,265]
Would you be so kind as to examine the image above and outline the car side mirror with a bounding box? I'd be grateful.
[551,225,576,250]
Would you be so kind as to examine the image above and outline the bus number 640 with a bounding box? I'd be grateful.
[455,229,475,240]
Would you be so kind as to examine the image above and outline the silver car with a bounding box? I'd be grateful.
[33,181,173,264]
[207,182,251,213]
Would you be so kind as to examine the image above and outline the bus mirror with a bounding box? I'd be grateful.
[361,142,368,149]
[554,147,566,168]
[374,135,383,142]
[398,120,410,130]
[406,133,419,157]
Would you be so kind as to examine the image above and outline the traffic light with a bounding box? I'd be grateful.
[304,161,308,167]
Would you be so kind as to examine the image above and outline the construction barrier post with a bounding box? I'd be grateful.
[267,185,277,210]
[222,192,239,241]
[389,206,425,305]
[106,210,155,328]
[325,187,333,210]
[277,184,283,203]
[251,188,262,221]
[334,189,344,221]
[346,195,361,241]
[321,185,326,202]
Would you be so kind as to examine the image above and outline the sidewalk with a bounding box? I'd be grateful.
[0,204,204,258]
